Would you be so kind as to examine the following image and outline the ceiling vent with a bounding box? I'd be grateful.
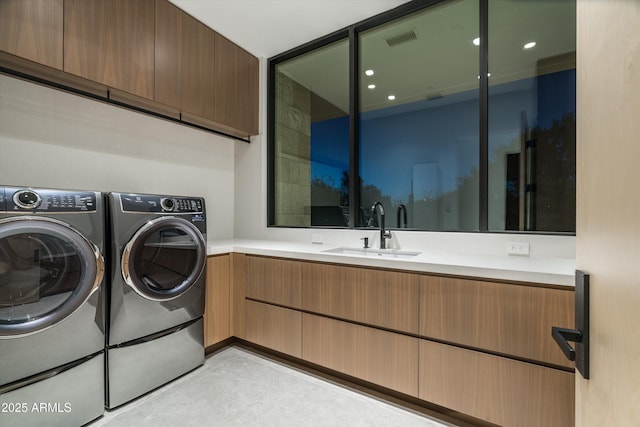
[386,30,417,47]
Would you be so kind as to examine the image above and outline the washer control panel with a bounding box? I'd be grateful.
[120,194,204,214]
[1,186,97,212]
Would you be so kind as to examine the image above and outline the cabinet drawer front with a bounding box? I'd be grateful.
[419,340,574,427]
[301,263,419,333]
[245,256,301,308]
[420,276,574,367]
[302,314,419,396]
[245,300,301,358]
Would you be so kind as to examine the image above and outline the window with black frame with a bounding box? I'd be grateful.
[271,38,350,227]
[268,0,576,234]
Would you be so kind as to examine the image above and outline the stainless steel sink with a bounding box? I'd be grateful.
[322,247,421,259]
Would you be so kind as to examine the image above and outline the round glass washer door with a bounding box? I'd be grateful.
[121,217,206,301]
[0,217,104,338]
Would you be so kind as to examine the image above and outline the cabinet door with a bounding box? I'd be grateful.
[204,255,230,347]
[419,340,574,427]
[420,276,575,367]
[155,0,215,120]
[302,314,419,396]
[245,256,301,308]
[0,0,63,69]
[64,0,155,99]
[214,33,259,136]
[245,300,301,358]
[301,263,419,333]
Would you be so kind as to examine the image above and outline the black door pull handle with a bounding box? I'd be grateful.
[551,270,589,379]
[552,326,582,362]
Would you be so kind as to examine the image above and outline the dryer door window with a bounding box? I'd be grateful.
[0,218,103,337]
[122,217,206,301]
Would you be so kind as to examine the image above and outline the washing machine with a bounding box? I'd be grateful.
[105,192,206,408]
[0,186,106,426]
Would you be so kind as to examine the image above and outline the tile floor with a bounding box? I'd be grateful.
[89,346,454,427]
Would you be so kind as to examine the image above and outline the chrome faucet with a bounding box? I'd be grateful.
[370,201,392,249]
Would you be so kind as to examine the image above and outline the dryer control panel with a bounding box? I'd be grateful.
[0,186,97,212]
[120,194,204,214]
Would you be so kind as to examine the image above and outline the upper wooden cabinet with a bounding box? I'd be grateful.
[2,0,259,137]
[155,0,215,121]
[0,0,63,69]
[64,0,155,100]
[214,34,259,136]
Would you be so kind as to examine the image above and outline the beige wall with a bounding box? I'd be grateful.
[0,74,236,240]
[576,0,640,425]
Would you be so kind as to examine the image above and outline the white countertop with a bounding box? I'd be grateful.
[207,239,575,287]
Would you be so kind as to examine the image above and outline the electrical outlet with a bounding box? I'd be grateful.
[507,241,530,256]
[311,234,323,244]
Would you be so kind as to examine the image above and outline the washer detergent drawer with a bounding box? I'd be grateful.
[0,352,104,427]
[106,317,204,408]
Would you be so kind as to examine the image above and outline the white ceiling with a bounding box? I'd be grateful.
[169,0,412,58]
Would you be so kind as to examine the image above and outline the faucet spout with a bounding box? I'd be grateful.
[397,204,407,228]
[371,201,392,249]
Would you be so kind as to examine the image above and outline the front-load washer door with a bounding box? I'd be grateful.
[0,217,104,338]
[121,217,206,301]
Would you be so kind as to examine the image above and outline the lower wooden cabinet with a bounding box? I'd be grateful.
[204,255,230,347]
[235,255,575,425]
[244,300,301,358]
[245,255,301,308]
[301,262,419,334]
[301,314,419,396]
[420,276,575,368]
[419,340,575,427]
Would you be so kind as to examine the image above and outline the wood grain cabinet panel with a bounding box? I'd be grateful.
[0,0,63,69]
[420,276,575,367]
[301,263,419,334]
[204,255,230,347]
[64,0,155,99]
[245,256,301,308]
[155,0,215,120]
[302,314,419,396]
[419,340,574,427]
[213,33,259,136]
[245,300,301,358]
[230,253,247,339]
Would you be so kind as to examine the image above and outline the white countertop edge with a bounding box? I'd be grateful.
[206,239,575,288]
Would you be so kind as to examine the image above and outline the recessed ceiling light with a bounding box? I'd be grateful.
[364,69,374,76]
[368,84,376,89]
[524,41,536,49]
[472,37,480,46]
[387,95,396,101]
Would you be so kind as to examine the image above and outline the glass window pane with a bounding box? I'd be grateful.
[273,39,350,227]
[358,0,479,231]
[488,0,576,232]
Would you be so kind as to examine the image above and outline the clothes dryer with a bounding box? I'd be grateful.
[105,192,206,408]
[0,186,106,426]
